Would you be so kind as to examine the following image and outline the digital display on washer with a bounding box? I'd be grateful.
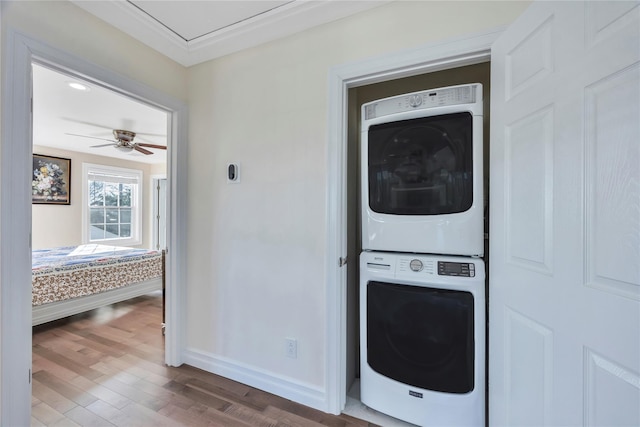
[438,261,475,277]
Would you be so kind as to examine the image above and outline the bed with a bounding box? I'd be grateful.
[32,244,164,326]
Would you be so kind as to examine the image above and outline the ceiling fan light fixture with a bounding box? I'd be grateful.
[115,145,134,153]
[113,129,136,142]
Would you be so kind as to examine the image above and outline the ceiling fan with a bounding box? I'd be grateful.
[67,129,166,155]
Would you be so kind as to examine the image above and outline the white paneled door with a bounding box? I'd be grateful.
[154,178,168,251]
[490,1,639,426]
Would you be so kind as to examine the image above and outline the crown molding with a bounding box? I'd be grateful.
[72,1,189,61]
[71,0,390,67]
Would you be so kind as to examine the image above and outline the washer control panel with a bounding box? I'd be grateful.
[364,252,484,281]
[438,261,475,277]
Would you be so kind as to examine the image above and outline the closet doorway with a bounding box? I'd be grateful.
[342,62,491,425]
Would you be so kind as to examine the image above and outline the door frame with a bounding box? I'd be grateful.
[324,27,503,413]
[1,30,187,425]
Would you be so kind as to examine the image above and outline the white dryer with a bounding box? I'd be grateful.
[361,83,484,256]
[360,251,485,426]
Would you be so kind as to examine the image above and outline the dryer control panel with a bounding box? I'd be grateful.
[438,261,475,277]
[362,83,481,121]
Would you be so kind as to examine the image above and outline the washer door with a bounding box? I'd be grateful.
[367,281,475,393]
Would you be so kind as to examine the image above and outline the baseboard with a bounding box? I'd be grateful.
[183,347,328,412]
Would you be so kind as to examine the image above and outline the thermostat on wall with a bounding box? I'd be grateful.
[227,163,240,183]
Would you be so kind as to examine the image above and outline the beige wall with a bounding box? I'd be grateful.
[31,145,164,250]
[186,0,529,390]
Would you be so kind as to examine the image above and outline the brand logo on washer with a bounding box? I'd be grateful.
[409,390,423,399]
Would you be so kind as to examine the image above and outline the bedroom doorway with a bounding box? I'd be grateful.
[31,63,169,250]
[1,32,187,424]
[30,62,169,326]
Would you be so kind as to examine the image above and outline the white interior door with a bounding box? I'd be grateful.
[489,1,639,425]
[154,178,167,250]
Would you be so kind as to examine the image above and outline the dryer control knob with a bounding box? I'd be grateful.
[408,94,422,108]
[409,259,423,272]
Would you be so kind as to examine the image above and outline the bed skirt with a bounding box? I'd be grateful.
[32,277,162,326]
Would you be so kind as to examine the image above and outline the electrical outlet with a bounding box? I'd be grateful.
[285,338,297,359]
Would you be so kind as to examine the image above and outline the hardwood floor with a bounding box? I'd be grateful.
[32,292,377,427]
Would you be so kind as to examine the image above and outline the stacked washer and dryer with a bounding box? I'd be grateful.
[359,84,486,427]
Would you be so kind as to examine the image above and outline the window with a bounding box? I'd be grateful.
[82,163,142,246]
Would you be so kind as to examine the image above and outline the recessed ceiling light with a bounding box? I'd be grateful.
[67,82,90,91]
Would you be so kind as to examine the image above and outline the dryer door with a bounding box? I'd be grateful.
[367,112,473,215]
[367,280,475,393]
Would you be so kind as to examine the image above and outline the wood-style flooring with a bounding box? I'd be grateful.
[32,292,377,427]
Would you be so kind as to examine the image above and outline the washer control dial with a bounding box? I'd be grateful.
[409,259,423,272]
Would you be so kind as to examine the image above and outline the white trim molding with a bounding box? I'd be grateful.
[183,348,327,411]
[70,1,390,67]
[1,28,34,427]
[324,27,504,414]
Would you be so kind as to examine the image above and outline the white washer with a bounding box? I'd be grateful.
[361,83,484,257]
[360,251,485,427]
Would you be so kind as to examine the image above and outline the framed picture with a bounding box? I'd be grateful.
[32,154,71,205]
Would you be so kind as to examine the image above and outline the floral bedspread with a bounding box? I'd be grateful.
[32,244,163,306]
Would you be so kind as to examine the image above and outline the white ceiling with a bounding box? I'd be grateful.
[71,0,389,66]
[129,0,291,41]
[33,64,168,165]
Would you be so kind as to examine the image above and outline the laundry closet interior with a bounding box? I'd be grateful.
[344,61,491,426]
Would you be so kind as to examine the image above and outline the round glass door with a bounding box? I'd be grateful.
[367,280,475,393]
[367,112,474,215]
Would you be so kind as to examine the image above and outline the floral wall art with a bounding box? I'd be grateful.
[32,154,71,205]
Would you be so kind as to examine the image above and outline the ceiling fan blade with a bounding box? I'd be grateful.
[133,145,153,155]
[90,143,116,148]
[65,133,115,143]
[136,142,167,150]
